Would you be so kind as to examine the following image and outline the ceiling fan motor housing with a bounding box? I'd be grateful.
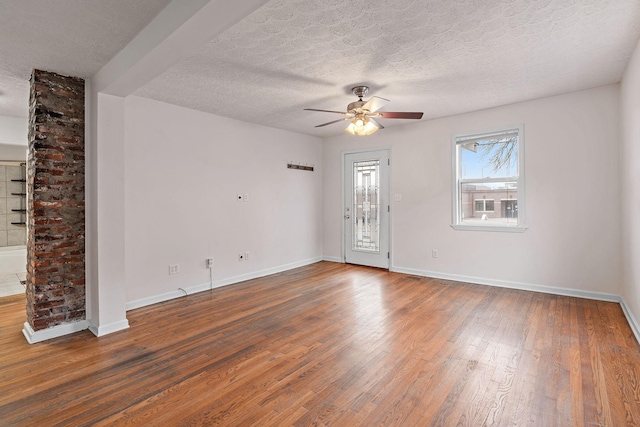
[347,100,366,113]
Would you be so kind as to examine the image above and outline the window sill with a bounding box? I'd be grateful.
[450,224,527,233]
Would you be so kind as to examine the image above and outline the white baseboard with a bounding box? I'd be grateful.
[322,256,343,263]
[22,320,89,344]
[391,266,621,301]
[126,288,191,311]
[126,256,324,311]
[619,299,640,344]
[391,265,640,344]
[88,319,130,337]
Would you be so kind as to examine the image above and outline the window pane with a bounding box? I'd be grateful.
[459,137,518,180]
[460,182,517,225]
[353,160,380,252]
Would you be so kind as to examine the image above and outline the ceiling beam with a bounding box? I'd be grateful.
[92,0,269,96]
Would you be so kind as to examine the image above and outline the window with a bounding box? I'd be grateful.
[452,125,525,232]
[474,199,494,212]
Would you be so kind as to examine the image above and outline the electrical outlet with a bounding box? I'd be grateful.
[245,251,250,260]
[243,193,249,202]
[432,250,438,258]
[206,258,213,268]
[169,264,180,275]
[239,253,245,261]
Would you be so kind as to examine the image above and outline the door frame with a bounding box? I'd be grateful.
[341,147,392,269]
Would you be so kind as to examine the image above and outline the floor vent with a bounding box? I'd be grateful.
[403,275,424,281]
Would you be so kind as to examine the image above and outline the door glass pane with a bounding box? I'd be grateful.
[353,160,380,252]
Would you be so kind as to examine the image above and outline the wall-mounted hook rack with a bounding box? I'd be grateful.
[287,163,314,172]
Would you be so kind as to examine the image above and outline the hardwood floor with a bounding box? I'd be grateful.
[1,261,639,426]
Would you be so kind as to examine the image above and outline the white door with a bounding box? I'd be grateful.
[344,150,390,269]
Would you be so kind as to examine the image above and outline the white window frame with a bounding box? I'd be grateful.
[451,124,526,232]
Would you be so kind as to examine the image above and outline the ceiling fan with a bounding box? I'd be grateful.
[304,86,423,136]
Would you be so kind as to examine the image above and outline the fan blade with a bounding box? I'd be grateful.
[304,108,349,115]
[369,117,384,129]
[377,111,423,119]
[315,117,350,128]
[362,96,390,113]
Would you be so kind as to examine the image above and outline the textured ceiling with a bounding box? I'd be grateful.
[1,0,639,138]
[0,0,171,118]
[136,0,640,137]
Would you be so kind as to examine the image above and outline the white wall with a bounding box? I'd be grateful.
[88,92,129,336]
[0,116,27,161]
[0,116,27,145]
[323,85,621,295]
[124,96,323,304]
[621,38,640,330]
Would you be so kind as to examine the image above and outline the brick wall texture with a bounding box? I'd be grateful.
[26,70,85,331]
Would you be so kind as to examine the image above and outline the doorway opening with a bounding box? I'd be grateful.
[0,161,27,297]
[503,199,518,219]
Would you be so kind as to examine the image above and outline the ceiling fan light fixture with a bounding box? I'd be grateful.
[345,115,379,136]
[306,86,422,134]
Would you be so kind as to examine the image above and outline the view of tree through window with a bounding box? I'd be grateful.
[453,126,524,230]
[460,137,517,180]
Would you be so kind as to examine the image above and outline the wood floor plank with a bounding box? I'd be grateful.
[1,262,639,426]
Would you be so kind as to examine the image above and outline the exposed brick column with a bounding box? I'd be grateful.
[26,70,85,331]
